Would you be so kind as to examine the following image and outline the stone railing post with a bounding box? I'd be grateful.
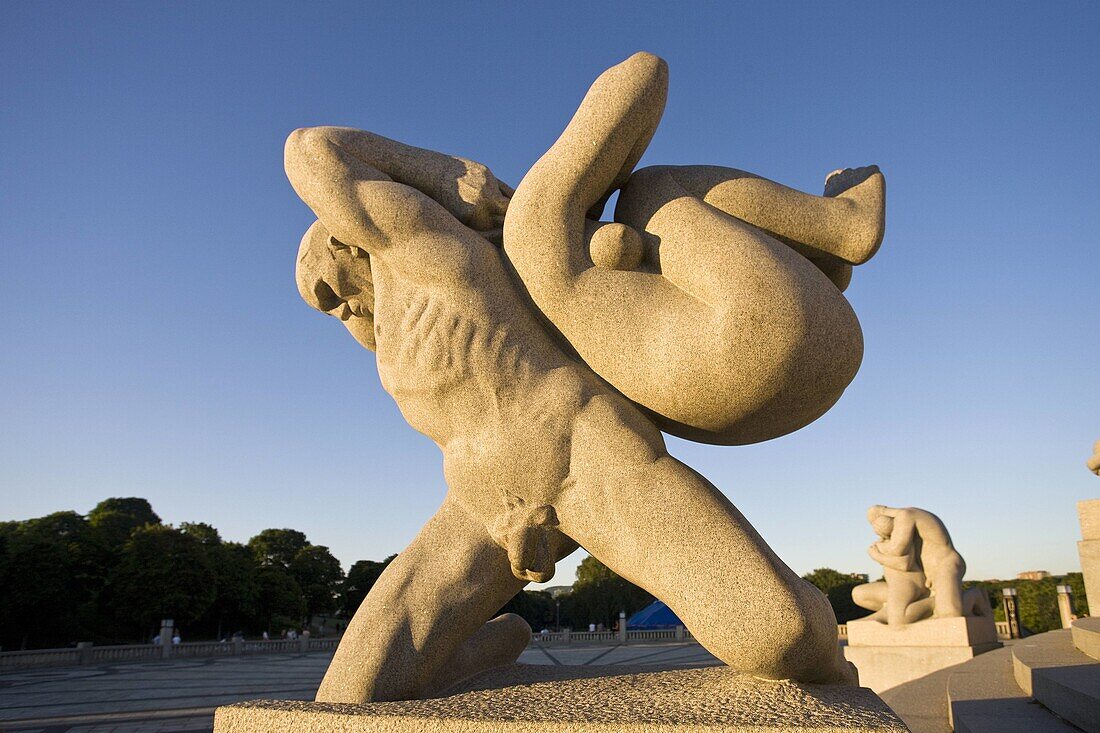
[77,641,93,665]
[1001,588,1023,639]
[233,637,243,656]
[562,628,571,644]
[675,625,684,642]
[1056,584,1077,628]
[299,636,309,653]
[618,612,627,642]
[160,619,174,659]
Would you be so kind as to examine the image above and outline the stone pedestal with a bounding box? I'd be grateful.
[1078,499,1100,617]
[214,664,908,732]
[844,616,1001,693]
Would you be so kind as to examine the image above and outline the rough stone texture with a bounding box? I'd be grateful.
[846,618,999,648]
[1011,629,1100,733]
[878,663,957,733]
[214,665,907,732]
[1079,499,1100,617]
[284,52,883,703]
[845,644,999,695]
[947,646,1078,733]
[1080,498,1100,539]
[1072,617,1100,661]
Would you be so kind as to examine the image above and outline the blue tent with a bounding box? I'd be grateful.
[627,600,683,629]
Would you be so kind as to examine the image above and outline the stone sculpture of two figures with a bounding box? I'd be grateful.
[852,506,992,627]
[285,52,887,703]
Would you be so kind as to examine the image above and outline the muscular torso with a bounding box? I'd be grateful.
[367,235,608,513]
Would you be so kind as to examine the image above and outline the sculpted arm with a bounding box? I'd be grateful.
[876,510,916,556]
[285,127,509,251]
[868,543,916,571]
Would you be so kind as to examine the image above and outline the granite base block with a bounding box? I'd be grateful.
[846,616,999,648]
[845,643,1001,694]
[214,664,908,732]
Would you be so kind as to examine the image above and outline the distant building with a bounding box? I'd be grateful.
[541,585,573,598]
[1017,570,1051,581]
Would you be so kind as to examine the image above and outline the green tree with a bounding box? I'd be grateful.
[108,525,216,637]
[181,523,260,638]
[248,528,309,570]
[256,566,306,632]
[561,555,653,629]
[180,521,221,546]
[965,574,1089,635]
[290,545,345,617]
[344,555,397,616]
[802,568,869,624]
[0,512,104,649]
[88,497,161,551]
[499,590,556,629]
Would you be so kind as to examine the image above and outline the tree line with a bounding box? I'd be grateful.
[2,498,1084,651]
[0,497,654,650]
[801,566,1089,633]
[0,498,395,650]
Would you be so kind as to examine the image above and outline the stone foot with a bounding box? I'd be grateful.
[823,165,885,265]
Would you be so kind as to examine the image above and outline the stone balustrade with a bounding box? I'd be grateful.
[0,637,340,671]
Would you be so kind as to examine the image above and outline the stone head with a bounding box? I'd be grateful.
[296,220,376,349]
[866,505,892,538]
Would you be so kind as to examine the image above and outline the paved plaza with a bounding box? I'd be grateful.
[0,643,719,733]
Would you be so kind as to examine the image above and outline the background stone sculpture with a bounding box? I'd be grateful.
[285,52,884,703]
[852,505,991,625]
[1088,439,1100,475]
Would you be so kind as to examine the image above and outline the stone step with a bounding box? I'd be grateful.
[1011,628,1100,733]
[1073,617,1100,661]
[947,644,1078,733]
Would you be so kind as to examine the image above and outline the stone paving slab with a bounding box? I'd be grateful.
[0,643,722,733]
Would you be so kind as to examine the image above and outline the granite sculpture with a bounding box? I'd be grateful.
[852,505,991,626]
[1088,439,1100,475]
[845,506,999,691]
[284,52,885,704]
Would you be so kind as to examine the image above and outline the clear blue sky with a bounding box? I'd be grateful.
[2,2,1097,588]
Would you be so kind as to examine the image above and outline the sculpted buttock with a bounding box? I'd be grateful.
[286,52,886,703]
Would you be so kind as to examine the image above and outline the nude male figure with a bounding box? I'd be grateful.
[286,52,862,703]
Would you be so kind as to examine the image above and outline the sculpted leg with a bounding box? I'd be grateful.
[852,581,888,619]
[316,497,528,703]
[930,566,967,617]
[884,570,929,626]
[425,612,533,696]
[505,53,865,446]
[556,396,853,685]
[625,164,884,266]
[617,166,856,291]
